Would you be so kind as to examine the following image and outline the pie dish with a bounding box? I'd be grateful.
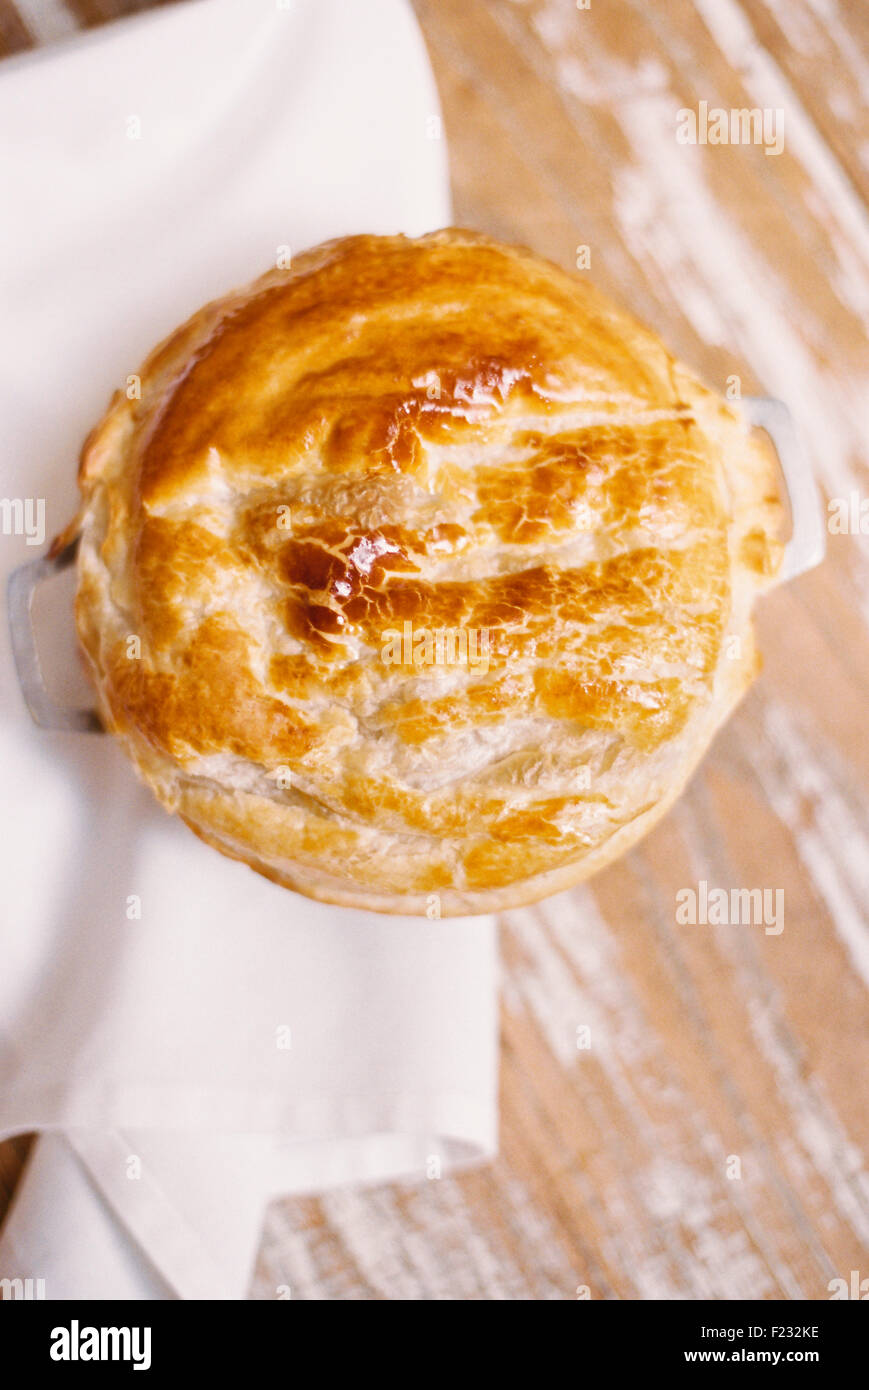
[52,229,785,914]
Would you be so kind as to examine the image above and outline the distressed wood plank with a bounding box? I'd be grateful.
[738,0,869,207]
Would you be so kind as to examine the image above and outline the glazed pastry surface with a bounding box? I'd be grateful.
[68,230,782,913]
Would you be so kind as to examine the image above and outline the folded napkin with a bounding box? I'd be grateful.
[0,0,498,1300]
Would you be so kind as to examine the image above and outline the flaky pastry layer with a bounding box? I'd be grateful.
[63,231,783,914]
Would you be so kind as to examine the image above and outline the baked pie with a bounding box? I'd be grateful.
[57,230,783,914]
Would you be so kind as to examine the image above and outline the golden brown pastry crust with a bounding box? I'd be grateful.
[67,230,783,914]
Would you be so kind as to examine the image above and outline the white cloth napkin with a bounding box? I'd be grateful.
[0,0,498,1300]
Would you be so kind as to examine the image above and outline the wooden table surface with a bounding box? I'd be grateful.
[2,0,868,1300]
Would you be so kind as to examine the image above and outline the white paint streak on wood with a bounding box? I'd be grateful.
[803,0,869,101]
[761,0,869,176]
[693,0,869,285]
[448,1173,580,1299]
[331,1185,497,1299]
[673,720,869,1255]
[315,1186,427,1299]
[506,898,648,1076]
[747,992,869,1246]
[754,697,869,991]
[259,1168,582,1299]
[524,0,869,580]
[762,0,818,57]
[614,1150,781,1298]
[505,893,788,1298]
[254,1200,328,1299]
[11,0,76,43]
[609,119,869,619]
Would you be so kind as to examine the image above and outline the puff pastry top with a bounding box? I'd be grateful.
[67,230,782,914]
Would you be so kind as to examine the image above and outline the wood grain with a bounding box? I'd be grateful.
[2,0,868,1300]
